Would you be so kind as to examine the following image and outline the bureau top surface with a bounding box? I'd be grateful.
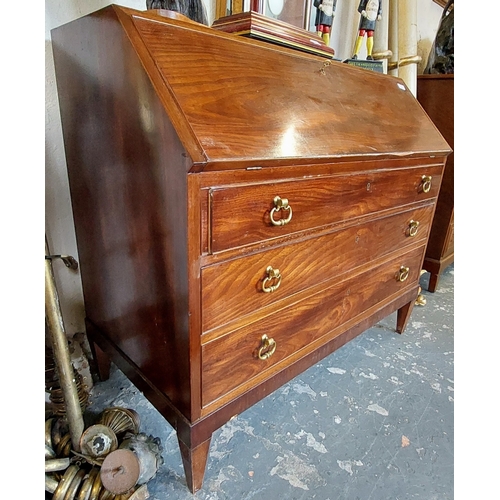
[52,5,451,170]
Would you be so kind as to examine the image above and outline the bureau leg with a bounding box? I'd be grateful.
[396,299,416,334]
[427,272,440,293]
[177,435,212,493]
[89,340,111,381]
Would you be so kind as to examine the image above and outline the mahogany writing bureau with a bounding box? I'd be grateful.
[51,5,451,492]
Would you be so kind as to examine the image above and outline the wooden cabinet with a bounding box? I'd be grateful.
[417,74,454,291]
[51,6,451,493]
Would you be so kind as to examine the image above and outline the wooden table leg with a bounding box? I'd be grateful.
[88,338,111,381]
[396,299,416,334]
[177,435,212,493]
[85,319,111,381]
[427,271,440,293]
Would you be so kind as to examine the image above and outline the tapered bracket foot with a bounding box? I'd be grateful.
[177,435,211,493]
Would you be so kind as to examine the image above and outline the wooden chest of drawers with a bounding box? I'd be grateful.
[51,5,451,493]
[417,74,454,291]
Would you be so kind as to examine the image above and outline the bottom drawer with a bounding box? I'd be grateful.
[201,245,425,408]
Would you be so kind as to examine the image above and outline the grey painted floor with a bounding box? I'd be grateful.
[87,265,454,500]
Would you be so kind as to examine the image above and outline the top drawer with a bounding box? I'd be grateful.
[208,165,442,253]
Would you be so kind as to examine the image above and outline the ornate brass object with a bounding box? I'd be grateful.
[100,449,141,495]
[372,49,393,61]
[98,407,141,437]
[420,175,432,193]
[45,474,59,494]
[45,457,71,473]
[76,466,99,500]
[387,55,422,71]
[262,266,282,293]
[89,470,103,500]
[52,464,79,500]
[258,334,277,360]
[270,196,293,226]
[320,60,332,76]
[128,485,150,500]
[45,418,54,449]
[45,254,79,270]
[56,433,72,458]
[46,240,85,451]
[408,220,420,237]
[415,268,427,306]
[45,444,57,460]
[416,293,427,306]
[79,424,118,459]
[64,468,87,500]
[396,266,410,282]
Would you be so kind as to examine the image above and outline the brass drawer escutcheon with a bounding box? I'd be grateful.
[396,266,410,282]
[262,266,282,293]
[420,175,432,193]
[258,334,277,360]
[270,196,293,226]
[407,220,420,237]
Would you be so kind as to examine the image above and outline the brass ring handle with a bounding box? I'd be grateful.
[262,266,282,293]
[421,175,432,193]
[396,266,410,282]
[270,196,293,226]
[258,334,277,360]
[408,220,420,237]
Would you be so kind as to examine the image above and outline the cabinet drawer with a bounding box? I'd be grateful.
[208,165,442,252]
[202,204,434,333]
[201,245,425,407]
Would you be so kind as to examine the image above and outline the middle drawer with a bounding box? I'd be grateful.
[201,204,434,333]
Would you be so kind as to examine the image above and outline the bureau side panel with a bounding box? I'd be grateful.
[52,8,193,418]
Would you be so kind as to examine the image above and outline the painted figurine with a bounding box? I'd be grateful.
[313,0,338,46]
[352,0,382,60]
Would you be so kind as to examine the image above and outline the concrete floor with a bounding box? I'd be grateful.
[87,265,454,499]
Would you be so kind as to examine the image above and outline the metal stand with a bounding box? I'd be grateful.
[45,241,84,451]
